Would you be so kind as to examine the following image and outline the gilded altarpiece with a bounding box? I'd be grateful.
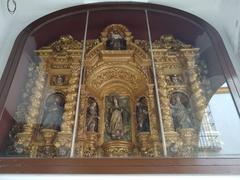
[11,24,208,158]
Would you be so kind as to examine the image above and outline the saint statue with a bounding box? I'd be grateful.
[55,75,65,85]
[109,97,124,139]
[41,94,65,131]
[170,94,193,130]
[136,97,150,132]
[106,30,126,50]
[105,95,130,141]
[86,98,99,132]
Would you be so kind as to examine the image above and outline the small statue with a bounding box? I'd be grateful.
[106,30,126,50]
[105,95,130,141]
[55,75,65,85]
[86,99,99,132]
[169,75,184,85]
[170,94,193,130]
[109,96,124,139]
[52,75,65,86]
[41,94,65,131]
[136,97,150,132]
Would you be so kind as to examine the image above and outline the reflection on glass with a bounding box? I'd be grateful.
[198,106,222,154]
[198,83,240,157]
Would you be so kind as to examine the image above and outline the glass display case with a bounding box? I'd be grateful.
[0,3,240,173]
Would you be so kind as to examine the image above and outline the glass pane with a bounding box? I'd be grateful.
[198,83,240,157]
[1,7,240,159]
[148,11,240,157]
[0,12,87,157]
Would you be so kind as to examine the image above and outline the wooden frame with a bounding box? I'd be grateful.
[1,2,240,174]
[0,158,240,173]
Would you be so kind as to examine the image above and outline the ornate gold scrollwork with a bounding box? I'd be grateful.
[102,140,133,157]
[153,35,206,157]
[12,25,208,158]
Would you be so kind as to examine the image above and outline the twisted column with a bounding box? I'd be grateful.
[55,62,80,157]
[157,72,174,132]
[181,49,207,129]
[76,87,88,158]
[156,69,181,157]
[15,61,46,156]
[147,84,161,157]
[178,49,206,156]
[60,63,80,132]
[25,62,46,127]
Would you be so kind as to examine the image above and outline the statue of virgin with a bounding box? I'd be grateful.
[109,97,124,139]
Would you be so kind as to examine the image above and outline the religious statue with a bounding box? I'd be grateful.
[166,74,184,85]
[171,75,183,85]
[55,75,65,85]
[86,97,99,132]
[136,97,150,132]
[51,75,67,86]
[170,93,193,130]
[105,96,130,140]
[109,96,124,139]
[41,93,65,131]
[106,30,126,50]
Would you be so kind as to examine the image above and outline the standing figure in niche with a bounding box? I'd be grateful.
[170,93,193,130]
[109,96,124,139]
[86,98,99,132]
[41,94,65,131]
[136,97,150,132]
[105,95,131,141]
[106,30,126,50]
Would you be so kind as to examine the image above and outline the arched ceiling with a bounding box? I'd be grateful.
[0,0,239,78]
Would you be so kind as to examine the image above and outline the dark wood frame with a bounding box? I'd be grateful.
[0,158,240,173]
[1,2,240,174]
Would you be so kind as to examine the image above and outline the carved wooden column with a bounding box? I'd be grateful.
[152,49,181,157]
[77,86,87,136]
[54,62,80,157]
[157,72,174,132]
[179,48,207,156]
[181,48,207,128]
[16,61,47,156]
[76,87,94,158]
[157,71,182,156]
[146,84,162,157]
[14,62,37,125]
